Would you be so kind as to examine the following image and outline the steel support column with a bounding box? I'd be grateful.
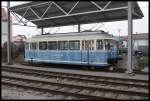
[127,2,133,74]
[7,1,12,65]
[78,24,80,32]
[41,28,44,35]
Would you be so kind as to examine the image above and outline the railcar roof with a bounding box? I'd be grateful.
[26,31,115,42]
[32,31,112,38]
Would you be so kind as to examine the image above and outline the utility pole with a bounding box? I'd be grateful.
[118,29,121,48]
[7,1,12,65]
[126,1,133,74]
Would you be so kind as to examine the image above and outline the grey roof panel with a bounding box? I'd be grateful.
[9,1,144,28]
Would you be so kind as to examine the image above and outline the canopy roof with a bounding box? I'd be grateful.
[10,1,143,28]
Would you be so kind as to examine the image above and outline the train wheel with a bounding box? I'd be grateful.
[90,66,95,70]
[109,66,114,71]
[83,66,89,71]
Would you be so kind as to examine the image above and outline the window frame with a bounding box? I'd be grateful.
[48,41,57,50]
[39,41,48,50]
[69,40,80,50]
[25,42,29,50]
[30,42,38,50]
[96,39,103,50]
[58,41,69,50]
[104,39,112,50]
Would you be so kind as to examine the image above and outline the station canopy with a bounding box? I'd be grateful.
[9,1,144,28]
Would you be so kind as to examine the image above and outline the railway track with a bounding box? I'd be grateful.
[2,66,149,99]
[2,75,111,99]
[22,62,148,75]
[2,66,148,88]
[2,74,148,100]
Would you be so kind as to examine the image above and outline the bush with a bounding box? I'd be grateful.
[137,56,149,70]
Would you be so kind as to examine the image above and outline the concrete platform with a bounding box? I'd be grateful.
[2,63,149,81]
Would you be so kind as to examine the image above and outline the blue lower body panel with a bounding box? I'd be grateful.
[25,50,110,67]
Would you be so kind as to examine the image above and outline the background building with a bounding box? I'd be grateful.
[115,33,149,56]
[132,33,149,56]
[1,8,12,47]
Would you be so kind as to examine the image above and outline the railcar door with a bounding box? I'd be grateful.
[81,40,94,64]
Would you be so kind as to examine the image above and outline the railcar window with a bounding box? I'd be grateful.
[82,40,94,50]
[39,42,47,50]
[58,41,68,50]
[30,42,37,50]
[92,40,94,50]
[25,42,29,50]
[48,41,57,50]
[82,41,85,50]
[69,40,80,50]
[96,40,103,50]
[104,39,111,50]
[85,41,89,50]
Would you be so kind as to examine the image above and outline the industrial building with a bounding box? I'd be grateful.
[116,33,149,55]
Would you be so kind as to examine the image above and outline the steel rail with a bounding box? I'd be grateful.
[1,76,117,100]
[2,82,108,99]
[2,67,148,89]
[22,62,148,75]
[2,75,149,98]
[2,65,148,84]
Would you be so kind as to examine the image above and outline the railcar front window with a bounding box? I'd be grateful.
[30,42,37,50]
[58,41,68,50]
[25,42,29,50]
[104,39,111,50]
[96,40,103,50]
[110,40,115,49]
[69,40,80,50]
[39,42,47,50]
[48,41,57,50]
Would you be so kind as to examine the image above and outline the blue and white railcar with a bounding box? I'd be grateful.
[25,31,118,67]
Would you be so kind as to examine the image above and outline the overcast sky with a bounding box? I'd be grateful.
[2,1,149,38]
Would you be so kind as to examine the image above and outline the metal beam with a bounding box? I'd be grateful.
[103,1,111,10]
[29,7,41,19]
[41,2,53,18]
[20,7,30,21]
[91,1,103,10]
[53,2,68,15]
[124,9,141,18]
[78,24,80,32]
[10,1,51,12]
[11,23,37,27]
[11,12,21,23]
[95,24,104,31]
[30,6,128,22]
[127,2,133,74]
[48,27,55,33]
[11,11,26,25]
[89,23,99,30]
[67,1,79,15]
[7,1,12,65]
[41,27,44,35]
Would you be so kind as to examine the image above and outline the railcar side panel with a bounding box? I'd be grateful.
[25,50,109,67]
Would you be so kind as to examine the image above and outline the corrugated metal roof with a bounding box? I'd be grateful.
[132,33,149,40]
[9,1,144,28]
